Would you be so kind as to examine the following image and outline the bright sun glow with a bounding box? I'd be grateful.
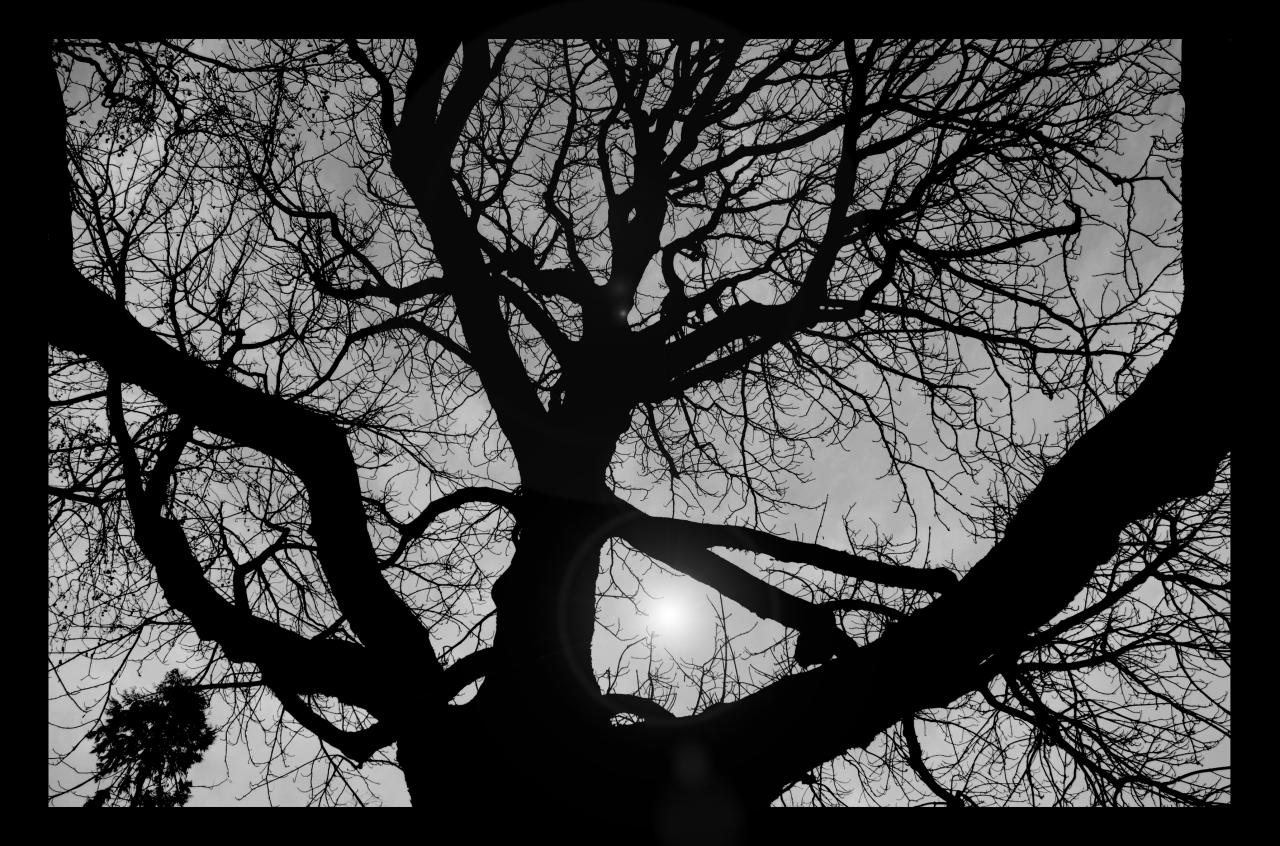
[635,576,715,653]
[651,598,687,635]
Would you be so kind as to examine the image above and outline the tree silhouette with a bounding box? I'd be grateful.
[48,35,1228,816]
[83,670,216,807]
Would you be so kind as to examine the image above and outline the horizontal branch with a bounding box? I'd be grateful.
[896,204,1081,262]
[858,302,1124,359]
[312,272,456,306]
[48,485,106,506]
[639,514,957,594]
[49,389,107,407]
[822,599,909,622]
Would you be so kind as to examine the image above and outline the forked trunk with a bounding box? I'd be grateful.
[395,474,757,832]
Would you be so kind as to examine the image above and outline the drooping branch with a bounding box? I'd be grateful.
[270,685,398,765]
[857,301,1120,360]
[379,486,519,569]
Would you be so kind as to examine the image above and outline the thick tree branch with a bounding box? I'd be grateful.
[605,693,676,722]
[344,40,399,137]
[619,264,1229,801]
[270,684,398,765]
[390,40,551,459]
[381,486,519,569]
[442,648,495,699]
[52,269,444,696]
[48,54,443,695]
[616,509,857,667]
[491,274,578,365]
[902,719,969,807]
[630,513,957,594]
[101,379,395,716]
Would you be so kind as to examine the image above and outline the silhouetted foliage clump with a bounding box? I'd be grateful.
[84,670,216,807]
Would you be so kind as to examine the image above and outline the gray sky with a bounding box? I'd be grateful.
[50,38,1219,808]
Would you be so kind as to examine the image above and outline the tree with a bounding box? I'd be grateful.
[83,670,216,807]
[48,35,1228,816]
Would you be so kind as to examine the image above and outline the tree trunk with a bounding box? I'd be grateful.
[397,713,752,843]
[395,472,759,835]
[480,492,617,724]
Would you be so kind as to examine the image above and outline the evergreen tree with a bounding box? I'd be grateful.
[84,671,216,807]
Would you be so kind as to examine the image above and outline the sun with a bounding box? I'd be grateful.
[651,597,687,635]
[637,577,713,652]
[648,588,705,643]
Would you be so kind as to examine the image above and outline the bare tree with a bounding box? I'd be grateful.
[49,35,1228,816]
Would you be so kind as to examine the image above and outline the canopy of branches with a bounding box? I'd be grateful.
[48,37,1228,810]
